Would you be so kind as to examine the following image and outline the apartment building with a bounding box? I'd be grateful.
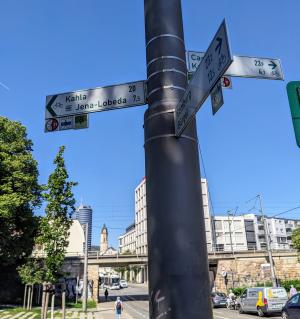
[118,177,214,254]
[201,178,214,252]
[119,177,300,254]
[213,213,299,252]
[119,223,136,254]
[266,217,300,250]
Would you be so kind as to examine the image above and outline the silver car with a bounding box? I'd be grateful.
[238,287,288,317]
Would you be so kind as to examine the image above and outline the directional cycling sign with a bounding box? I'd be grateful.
[226,55,283,80]
[186,51,283,81]
[175,20,233,136]
[45,81,146,119]
[187,51,232,89]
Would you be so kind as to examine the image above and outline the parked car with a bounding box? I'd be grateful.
[120,280,128,288]
[282,293,300,319]
[237,287,288,317]
[211,292,227,308]
[110,282,120,290]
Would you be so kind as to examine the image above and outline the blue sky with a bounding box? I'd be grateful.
[0,1,299,248]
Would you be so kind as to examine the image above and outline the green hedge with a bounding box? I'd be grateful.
[231,287,247,296]
[230,279,300,296]
[280,279,300,292]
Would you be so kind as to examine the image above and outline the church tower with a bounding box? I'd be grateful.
[100,224,108,254]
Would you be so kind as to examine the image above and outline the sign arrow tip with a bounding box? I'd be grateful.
[215,37,223,54]
[268,61,277,70]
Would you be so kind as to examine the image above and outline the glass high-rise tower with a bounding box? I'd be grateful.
[75,204,92,251]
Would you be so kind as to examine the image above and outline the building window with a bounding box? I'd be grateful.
[214,220,222,231]
[216,244,224,251]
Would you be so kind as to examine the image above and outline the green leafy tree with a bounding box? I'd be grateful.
[292,227,300,252]
[18,257,44,285]
[37,146,77,283]
[0,117,41,267]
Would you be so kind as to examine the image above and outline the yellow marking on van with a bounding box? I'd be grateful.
[268,288,273,298]
[256,291,264,307]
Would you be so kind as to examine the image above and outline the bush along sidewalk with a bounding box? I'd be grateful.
[230,278,300,296]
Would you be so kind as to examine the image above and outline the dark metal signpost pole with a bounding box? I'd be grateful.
[144,0,213,318]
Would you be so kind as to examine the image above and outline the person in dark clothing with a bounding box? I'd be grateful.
[104,288,109,302]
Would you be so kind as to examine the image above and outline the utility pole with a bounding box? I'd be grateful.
[258,195,277,287]
[144,1,213,318]
[227,207,238,289]
[227,211,235,255]
[82,223,88,312]
[227,213,235,289]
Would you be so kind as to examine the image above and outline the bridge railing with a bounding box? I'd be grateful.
[33,249,297,259]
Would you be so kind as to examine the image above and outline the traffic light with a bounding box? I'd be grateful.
[287,81,300,148]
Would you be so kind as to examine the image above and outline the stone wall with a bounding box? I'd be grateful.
[214,252,300,291]
[88,265,99,302]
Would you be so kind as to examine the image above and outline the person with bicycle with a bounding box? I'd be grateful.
[226,290,236,309]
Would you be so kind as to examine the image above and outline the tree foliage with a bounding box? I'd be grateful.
[0,117,41,267]
[292,227,300,252]
[37,146,77,283]
[18,257,44,285]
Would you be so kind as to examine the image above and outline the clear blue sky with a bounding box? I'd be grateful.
[0,1,299,248]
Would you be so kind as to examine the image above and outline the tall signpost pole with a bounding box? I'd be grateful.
[82,223,89,312]
[144,1,213,318]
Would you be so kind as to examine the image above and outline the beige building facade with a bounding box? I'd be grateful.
[34,219,85,257]
[119,223,136,254]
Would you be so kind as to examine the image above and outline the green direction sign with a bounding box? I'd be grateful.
[286,81,300,148]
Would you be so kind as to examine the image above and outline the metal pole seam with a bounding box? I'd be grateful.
[147,85,186,98]
[145,109,176,121]
[147,56,186,69]
[148,69,187,80]
[146,34,184,47]
[144,134,198,144]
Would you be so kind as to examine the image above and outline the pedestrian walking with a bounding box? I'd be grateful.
[115,296,123,319]
[104,288,109,302]
[290,285,297,297]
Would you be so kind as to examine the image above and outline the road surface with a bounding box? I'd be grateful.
[99,285,281,319]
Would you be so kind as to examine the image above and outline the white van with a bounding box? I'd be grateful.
[238,287,288,317]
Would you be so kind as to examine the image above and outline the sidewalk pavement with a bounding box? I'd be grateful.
[95,301,133,319]
[0,303,133,319]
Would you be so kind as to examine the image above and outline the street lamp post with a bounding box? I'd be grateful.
[144,1,213,318]
[258,195,277,287]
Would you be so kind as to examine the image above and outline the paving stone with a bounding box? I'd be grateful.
[71,311,79,318]
[9,312,26,319]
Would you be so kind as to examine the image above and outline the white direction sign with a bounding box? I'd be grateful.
[45,81,146,119]
[225,56,283,80]
[187,51,283,80]
[187,51,232,89]
[45,114,89,133]
[186,51,205,73]
[175,20,233,136]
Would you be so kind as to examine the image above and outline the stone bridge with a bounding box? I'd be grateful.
[61,250,300,300]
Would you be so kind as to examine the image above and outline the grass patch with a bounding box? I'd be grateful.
[0,307,41,315]
[0,302,97,318]
[66,300,96,309]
